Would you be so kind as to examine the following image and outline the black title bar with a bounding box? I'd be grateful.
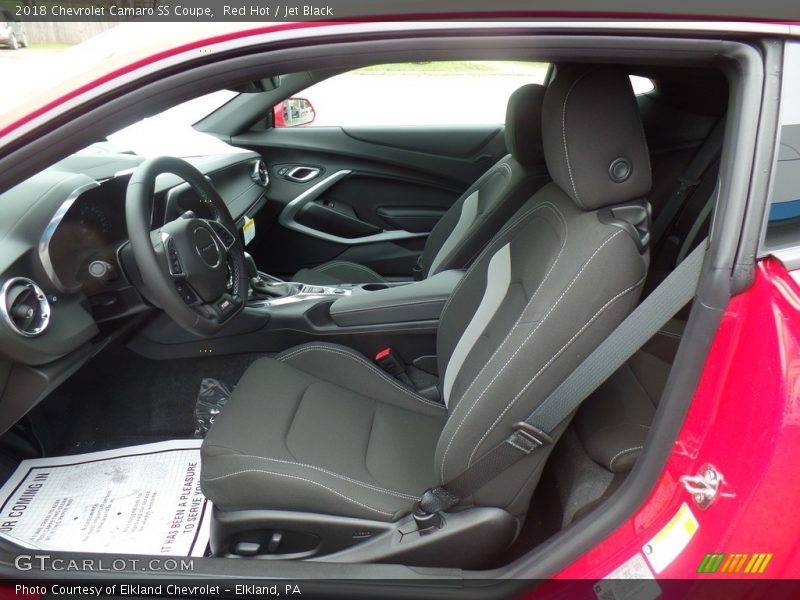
[1,0,800,22]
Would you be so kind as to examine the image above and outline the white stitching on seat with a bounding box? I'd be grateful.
[466,276,643,466]
[454,172,550,272]
[437,205,569,479]
[430,164,513,276]
[439,202,563,332]
[656,329,683,340]
[609,446,643,471]
[201,469,394,517]
[277,345,446,410]
[440,229,622,482]
[209,453,418,499]
[561,72,590,209]
[437,205,567,417]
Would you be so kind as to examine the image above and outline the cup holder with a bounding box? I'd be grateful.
[362,283,389,291]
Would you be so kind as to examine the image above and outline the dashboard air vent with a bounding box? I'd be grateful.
[1,278,50,338]
[251,159,269,188]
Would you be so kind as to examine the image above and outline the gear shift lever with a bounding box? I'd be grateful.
[244,252,300,298]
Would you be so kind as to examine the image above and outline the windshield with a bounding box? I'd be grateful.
[103,90,245,157]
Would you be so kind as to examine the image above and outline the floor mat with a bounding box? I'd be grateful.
[0,440,210,557]
[34,347,263,455]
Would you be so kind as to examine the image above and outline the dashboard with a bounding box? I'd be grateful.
[42,153,267,295]
[0,149,268,434]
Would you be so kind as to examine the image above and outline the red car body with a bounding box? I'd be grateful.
[1,16,799,592]
[554,258,800,581]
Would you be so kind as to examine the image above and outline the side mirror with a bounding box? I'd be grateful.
[273,97,316,128]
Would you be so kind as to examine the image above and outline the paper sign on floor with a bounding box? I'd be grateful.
[0,440,210,556]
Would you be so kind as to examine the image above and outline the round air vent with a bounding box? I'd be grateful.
[1,278,50,338]
[251,159,269,187]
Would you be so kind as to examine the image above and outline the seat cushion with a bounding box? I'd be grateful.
[293,261,387,285]
[201,343,447,521]
[574,349,672,473]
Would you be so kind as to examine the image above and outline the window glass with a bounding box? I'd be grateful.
[277,63,656,128]
[106,90,242,157]
[630,75,655,95]
[763,42,800,250]
[288,61,549,127]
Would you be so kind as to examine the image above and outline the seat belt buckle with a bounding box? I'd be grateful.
[511,422,553,454]
[375,347,406,377]
[413,487,458,531]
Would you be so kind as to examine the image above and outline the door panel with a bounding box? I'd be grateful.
[232,125,507,278]
[341,126,502,157]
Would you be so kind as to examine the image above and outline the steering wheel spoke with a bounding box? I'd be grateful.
[174,279,201,306]
[160,231,188,279]
[204,219,238,250]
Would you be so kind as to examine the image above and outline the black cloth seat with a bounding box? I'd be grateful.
[574,341,674,473]
[202,342,446,520]
[201,66,652,543]
[574,140,722,474]
[292,84,550,285]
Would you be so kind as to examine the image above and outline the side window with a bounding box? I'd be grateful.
[763,42,800,252]
[273,61,549,128]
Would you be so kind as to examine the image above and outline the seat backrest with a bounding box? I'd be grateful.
[433,65,652,518]
[420,84,551,278]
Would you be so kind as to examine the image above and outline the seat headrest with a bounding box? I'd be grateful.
[505,84,546,166]
[542,65,651,211]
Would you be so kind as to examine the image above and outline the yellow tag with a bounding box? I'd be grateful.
[242,216,256,245]
[642,502,699,574]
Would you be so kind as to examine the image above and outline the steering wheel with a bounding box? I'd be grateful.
[125,156,248,336]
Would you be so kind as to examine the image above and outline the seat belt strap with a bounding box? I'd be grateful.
[651,117,725,246]
[676,193,716,265]
[417,239,708,515]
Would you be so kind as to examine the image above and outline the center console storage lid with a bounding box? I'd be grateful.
[329,270,464,327]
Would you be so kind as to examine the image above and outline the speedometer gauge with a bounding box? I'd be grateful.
[76,203,112,238]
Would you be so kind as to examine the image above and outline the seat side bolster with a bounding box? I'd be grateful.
[277,342,448,416]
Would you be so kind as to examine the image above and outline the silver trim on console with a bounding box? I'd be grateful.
[278,170,427,246]
[248,283,352,308]
[1,277,51,338]
[38,181,100,293]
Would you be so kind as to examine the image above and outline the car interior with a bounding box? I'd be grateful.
[0,32,739,577]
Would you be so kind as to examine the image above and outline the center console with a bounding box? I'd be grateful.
[129,254,464,365]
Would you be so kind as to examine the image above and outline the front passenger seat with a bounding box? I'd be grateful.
[201,65,651,567]
[292,84,550,285]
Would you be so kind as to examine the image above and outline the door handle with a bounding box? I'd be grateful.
[285,166,321,183]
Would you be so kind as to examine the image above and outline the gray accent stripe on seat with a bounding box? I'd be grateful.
[442,242,512,408]
[428,190,480,276]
